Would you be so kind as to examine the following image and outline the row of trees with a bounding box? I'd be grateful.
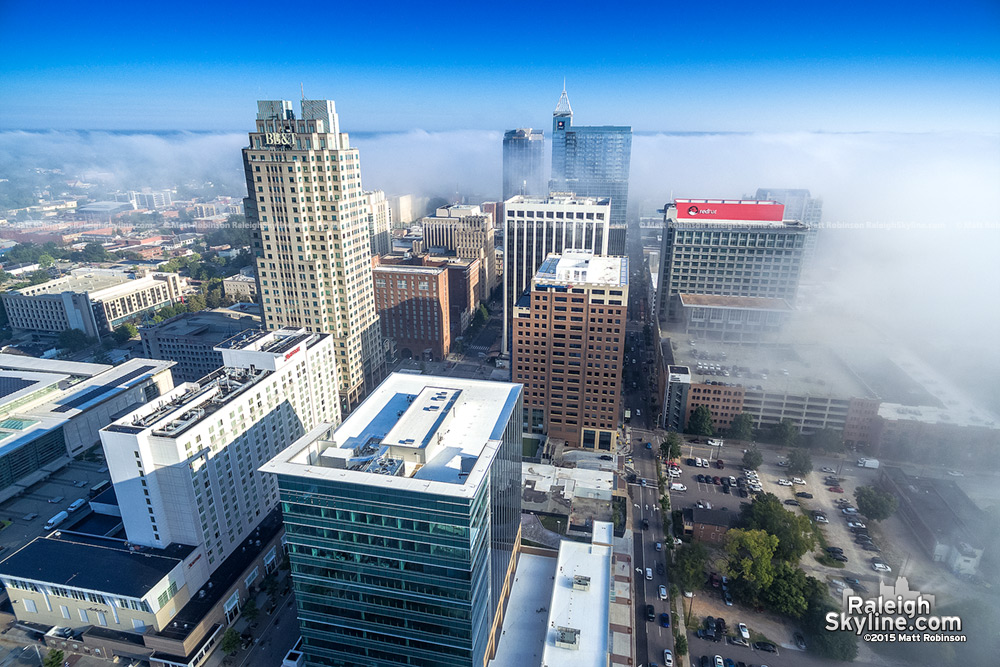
[687,406,846,453]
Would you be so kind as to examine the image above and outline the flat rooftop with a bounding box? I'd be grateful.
[667,332,873,399]
[372,264,446,276]
[535,252,628,288]
[262,373,521,497]
[15,272,128,296]
[679,293,792,311]
[541,521,613,667]
[505,194,611,207]
[491,553,559,667]
[0,354,111,378]
[883,467,985,548]
[143,310,260,341]
[0,531,194,599]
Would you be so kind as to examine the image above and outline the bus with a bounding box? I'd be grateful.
[89,480,111,498]
[624,409,631,424]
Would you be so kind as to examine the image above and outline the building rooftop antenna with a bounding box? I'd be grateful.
[300,82,305,100]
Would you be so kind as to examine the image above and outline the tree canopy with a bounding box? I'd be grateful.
[769,419,800,448]
[727,412,756,441]
[742,446,763,470]
[113,322,139,344]
[57,327,94,352]
[687,405,714,436]
[674,542,709,592]
[724,528,778,590]
[739,493,816,562]
[788,448,813,476]
[854,485,899,522]
[661,432,682,460]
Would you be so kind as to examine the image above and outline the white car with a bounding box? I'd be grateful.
[814,515,829,523]
[738,622,750,640]
[821,466,836,473]
[792,477,807,485]
[663,649,673,666]
[777,479,793,486]
[946,470,964,477]
[658,585,667,600]
[842,507,858,515]
[873,562,892,573]
[847,520,866,528]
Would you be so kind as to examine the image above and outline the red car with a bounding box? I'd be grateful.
[829,486,845,493]
[715,459,725,469]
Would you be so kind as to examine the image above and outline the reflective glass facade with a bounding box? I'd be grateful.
[275,399,521,667]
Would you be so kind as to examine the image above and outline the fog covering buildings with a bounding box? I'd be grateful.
[502,128,545,201]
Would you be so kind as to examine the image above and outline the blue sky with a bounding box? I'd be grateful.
[1,0,998,132]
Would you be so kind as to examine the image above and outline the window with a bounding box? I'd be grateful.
[60,605,70,619]
[133,619,147,632]
[96,611,108,626]
[79,609,88,622]
[23,599,37,614]
[245,567,259,589]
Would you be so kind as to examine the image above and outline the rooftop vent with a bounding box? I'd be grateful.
[554,626,580,650]
[572,575,591,591]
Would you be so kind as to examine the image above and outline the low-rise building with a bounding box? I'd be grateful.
[682,507,738,544]
[3,270,185,338]
[879,467,986,575]
[221,274,258,302]
[0,355,175,502]
[139,310,261,382]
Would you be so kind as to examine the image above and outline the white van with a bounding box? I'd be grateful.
[645,568,653,580]
[67,498,87,513]
[670,483,687,491]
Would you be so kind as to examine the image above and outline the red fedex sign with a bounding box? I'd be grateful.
[676,199,784,222]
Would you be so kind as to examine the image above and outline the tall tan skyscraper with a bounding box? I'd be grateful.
[512,250,628,450]
[242,98,385,411]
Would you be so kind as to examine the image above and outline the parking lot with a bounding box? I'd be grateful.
[0,457,113,555]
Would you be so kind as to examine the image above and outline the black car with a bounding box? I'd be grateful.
[784,499,799,506]
[627,473,637,483]
[646,604,655,621]
[642,519,649,530]
[687,458,697,466]
[753,641,778,653]
[599,455,613,461]
[705,615,716,629]
[851,527,869,534]
[701,657,710,667]
[826,546,844,553]
[698,474,706,483]
[796,492,813,498]
[831,554,849,562]
[722,485,731,494]
[656,562,665,575]
[738,488,749,498]
[862,544,882,552]
[715,617,726,633]
[793,632,807,650]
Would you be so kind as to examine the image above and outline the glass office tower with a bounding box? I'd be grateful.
[502,128,545,201]
[549,87,632,226]
[262,374,522,667]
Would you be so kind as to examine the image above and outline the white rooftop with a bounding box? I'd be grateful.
[261,373,522,497]
[0,354,111,378]
[541,521,612,667]
[505,194,610,207]
[535,251,628,287]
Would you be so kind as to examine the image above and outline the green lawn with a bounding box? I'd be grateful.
[539,515,567,535]
[523,437,541,458]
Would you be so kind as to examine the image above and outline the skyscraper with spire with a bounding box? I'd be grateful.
[242,98,386,412]
[549,85,633,226]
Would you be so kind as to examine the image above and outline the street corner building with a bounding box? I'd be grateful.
[261,372,523,667]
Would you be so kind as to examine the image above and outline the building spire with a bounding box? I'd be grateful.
[554,82,572,117]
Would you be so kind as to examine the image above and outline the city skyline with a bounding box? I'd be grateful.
[1,2,998,133]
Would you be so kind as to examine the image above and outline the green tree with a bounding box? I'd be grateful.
[739,493,816,562]
[674,633,688,654]
[803,589,859,661]
[724,528,778,590]
[661,432,682,460]
[42,649,65,667]
[57,327,93,352]
[770,419,800,448]
[854,485,898,522]
[742,446,763,470]
[113,322,139,344]
[760,561,813,617]
[687,405,714,436]
[242,597,259,622]
[221,627,242,655]
[788,448,813,476]
[674,542,709,592]
[37,253,55,268]
[79,242,111,263]
[728,412,756,441]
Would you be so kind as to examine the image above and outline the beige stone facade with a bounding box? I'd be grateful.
[243,99,385,410]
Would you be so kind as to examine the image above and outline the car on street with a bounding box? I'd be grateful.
[646,604,656,621]
[777,479,793,486]
[600,455,613,461]
[660,611,670,626]
[714,656,724,667]
[659,585,668,600]
[753,641,778,653]
[656,562,665,575]
[847,520,866,528]
[646,442,652,449]
[663,649,673,666]
[777,460,789,467]
[784,499,800,506]
[844,577,861,586]
[814,515,829,523]
[642,519,649,530]
[725,659,735,667]
[796,492,813,498]
[872,559,892,572]
[821,467,836,473]
[700,657,710,667]
[792,477,807,485]
[826,546,844,553]
[793,632,807,650]
[842,507,859,515]
[831,554,849,562]
[722,485,731,494]
[738,622,750,640]
[713,476,722,485]
[655,542,663,551]
[828,486,844,493]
